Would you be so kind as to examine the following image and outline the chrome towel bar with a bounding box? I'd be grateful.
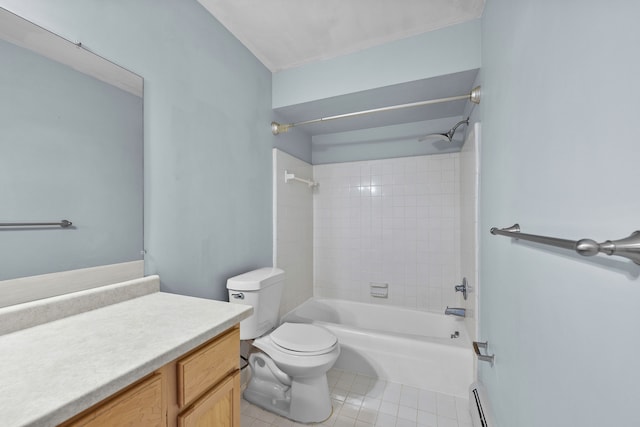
[490,224,640,265]
[0,220,73,228]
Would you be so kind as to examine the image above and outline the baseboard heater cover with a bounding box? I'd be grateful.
[469,381,496,427]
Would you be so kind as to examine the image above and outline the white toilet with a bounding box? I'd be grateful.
[226,267,340,423]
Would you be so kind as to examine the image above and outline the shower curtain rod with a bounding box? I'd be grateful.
[271,86,481,135]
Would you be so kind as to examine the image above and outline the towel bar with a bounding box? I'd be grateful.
[284,170,318,188]
[490,224,640,265]
[0,220,73,228]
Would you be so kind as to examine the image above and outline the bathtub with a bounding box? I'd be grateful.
[281,298,474,397]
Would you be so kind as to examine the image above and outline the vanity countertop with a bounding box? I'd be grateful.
[0,276,252,427]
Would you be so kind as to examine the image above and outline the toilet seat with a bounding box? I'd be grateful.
[252,322,339,377]
[270,323,337,355]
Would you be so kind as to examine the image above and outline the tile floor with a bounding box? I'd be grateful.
[241,368,473,427]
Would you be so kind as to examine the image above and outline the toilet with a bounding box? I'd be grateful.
[226,267,340,423]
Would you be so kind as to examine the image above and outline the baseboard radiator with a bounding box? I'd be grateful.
[469,382,495,427]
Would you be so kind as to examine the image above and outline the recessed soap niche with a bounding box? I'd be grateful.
[369,282,389,298]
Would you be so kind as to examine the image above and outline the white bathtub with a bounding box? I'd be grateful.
[282,298,474,397]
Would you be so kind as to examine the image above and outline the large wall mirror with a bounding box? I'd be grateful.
[0,8,143,300]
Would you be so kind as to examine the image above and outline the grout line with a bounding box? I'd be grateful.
[240,368,469,427]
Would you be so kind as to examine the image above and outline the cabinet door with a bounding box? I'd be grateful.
[177,326,239,408]
[63,373,164,427]
[177,371,239,427]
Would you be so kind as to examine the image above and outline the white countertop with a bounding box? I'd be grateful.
[0,276,252,427]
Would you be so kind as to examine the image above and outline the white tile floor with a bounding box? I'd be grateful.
[241,368,473,427]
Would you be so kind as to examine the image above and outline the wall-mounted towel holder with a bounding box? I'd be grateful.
[490,224,640,265]
[284,170,318,188]
[0,220,73,228]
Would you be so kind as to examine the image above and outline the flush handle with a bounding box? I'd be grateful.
[231,292,245,300]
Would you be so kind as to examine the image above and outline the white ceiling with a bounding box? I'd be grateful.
[197,0,485,72]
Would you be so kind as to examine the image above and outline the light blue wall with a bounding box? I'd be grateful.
[311,117,465,164]
[0,0,283,300]
[0,39,142,280]
[271,112,312,164]
[273,20,482,108]
[479,1,640,425]
[272,21,481,166]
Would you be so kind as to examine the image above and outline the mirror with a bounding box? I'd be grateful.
[0,9,143,286]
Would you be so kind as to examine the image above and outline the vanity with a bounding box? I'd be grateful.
[0,276,252,427]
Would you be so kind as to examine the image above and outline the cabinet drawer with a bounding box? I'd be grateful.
[177,371,240,427]
[177,326,239,408]
[62,373,164,427]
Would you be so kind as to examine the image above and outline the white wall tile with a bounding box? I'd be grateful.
[313,154,462,312]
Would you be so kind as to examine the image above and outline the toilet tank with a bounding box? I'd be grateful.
[226,267,285,340]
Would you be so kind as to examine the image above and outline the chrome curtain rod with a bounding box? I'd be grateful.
[491,224,640,265]
[0,220,73,228]
[271,86,481,135]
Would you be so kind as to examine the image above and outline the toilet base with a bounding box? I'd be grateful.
[244,353,333,423]
[289,375,333,423]
[243,382,291,419]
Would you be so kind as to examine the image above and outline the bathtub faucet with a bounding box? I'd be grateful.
[445,307,466,317]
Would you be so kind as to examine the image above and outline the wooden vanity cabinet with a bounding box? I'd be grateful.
[59,373,165,427]
[177,373,240,427]
[172,325,241,427]
[60,325,240,427]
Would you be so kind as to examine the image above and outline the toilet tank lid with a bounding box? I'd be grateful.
[226,267,285,291]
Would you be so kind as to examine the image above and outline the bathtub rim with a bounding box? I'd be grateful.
[281,296,472,349]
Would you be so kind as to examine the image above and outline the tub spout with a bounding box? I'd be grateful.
[445,307,466,317]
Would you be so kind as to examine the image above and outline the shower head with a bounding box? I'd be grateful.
[419,118,469,143]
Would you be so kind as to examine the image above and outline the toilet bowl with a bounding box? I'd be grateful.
[244,322,340,422]
[254,322,340,377]
[226,268,340,423]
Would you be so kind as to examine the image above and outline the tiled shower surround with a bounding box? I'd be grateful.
[273,149,314,318]
[313,154,461,312]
